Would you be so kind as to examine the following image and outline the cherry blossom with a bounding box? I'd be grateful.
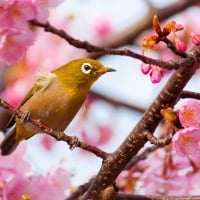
[0,0,63,65]
[178,99,200,128]
[140,63,163,83]
[0,132,70,199]
[90,16,113,38]
[172,127,200,159]
[187,31,200,46]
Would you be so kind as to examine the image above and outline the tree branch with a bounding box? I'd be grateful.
[143,130,173,146]
[30,20,182,70]
[180,90,200,100]
[125,146,159,170]
[83,47,199,199]
[66,179,93,200]
[0,98,108,159]
[89,91,146,114]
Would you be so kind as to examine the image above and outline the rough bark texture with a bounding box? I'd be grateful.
[83,53,198,199]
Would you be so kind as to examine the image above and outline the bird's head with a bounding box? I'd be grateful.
[54,58,115,88]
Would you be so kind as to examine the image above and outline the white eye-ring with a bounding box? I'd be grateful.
[81,62,92,74]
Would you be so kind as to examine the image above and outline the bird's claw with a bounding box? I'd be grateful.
[20,111,31,124]
[69,136,79,150]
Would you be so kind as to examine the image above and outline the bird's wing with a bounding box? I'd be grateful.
[5,71,57,129]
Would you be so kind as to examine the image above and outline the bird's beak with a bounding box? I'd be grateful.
[105,67,116,72]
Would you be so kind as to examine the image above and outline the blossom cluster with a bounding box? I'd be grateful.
[173,99,200,159]
[119,99,200,196]
[0,133,70,200]
[141,15,200,83]
[139,148,200,195]
[117,98,200,195]
[0,0,63,65]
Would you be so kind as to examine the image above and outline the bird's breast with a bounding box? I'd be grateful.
[20,78,87,133]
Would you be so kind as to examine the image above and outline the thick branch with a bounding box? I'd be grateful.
[83,49,199,199]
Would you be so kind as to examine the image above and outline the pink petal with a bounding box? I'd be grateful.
[173,127,200,158]
[178,99,200,128]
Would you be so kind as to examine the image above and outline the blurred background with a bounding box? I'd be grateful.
[0,0,200,190]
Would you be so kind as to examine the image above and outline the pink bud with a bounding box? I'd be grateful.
[140,63,151,74]
[190,32,200,46]
[174,36,187,52]
[175,23,184,32]
[150,66,163,83]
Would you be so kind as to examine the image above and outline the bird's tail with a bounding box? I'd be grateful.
[0,125,19,155]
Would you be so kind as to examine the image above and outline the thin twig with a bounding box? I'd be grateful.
[89,91,146,114]
[125,146,159,170]
[30,19,181,70]
[143,130,173,146]
[66,179,94,200]
[159,37,187,58]
[0,98,108,159]
[180,90,200,100]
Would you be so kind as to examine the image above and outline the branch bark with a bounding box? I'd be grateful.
[83,48,199,199]
[29,20,181,70]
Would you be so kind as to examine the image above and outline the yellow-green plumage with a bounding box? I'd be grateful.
[1,58,115,155]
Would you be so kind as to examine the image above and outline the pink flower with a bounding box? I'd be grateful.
[0,1,37,65]
[172,127,200,158]
[140,63,151,74]
[0,133,70,199]
[33,0,64,7]
[0,29,35,65]
[174,35,187,52]
[48,167,70,192]
[189,172,200,195]
[97,125,113,146]
[2,75,34,107]
[142,36,159,50]
[91,16,113,37]
[79,124,112,149]
[163,20,184,35]
[150,65,163,83]
[189,31,200,46]
[85,94,98,109]
[0,0,37,30]
[32,0,64,22]
[139,148,191,195]
[178,99,200,128]
[141,169,189,195]
[140,63,163,83]
[0,140,30,174]
[40,135,56,151]
[0,0,63,65]
[23,167,70,200]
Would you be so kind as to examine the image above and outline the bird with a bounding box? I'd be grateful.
[0,58,115,155]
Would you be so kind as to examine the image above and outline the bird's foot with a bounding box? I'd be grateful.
[20,111,31,124]
[69,136,79,150]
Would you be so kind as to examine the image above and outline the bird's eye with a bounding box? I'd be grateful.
[81,63,92,74]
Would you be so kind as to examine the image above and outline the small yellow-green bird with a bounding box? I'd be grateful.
[0,58,115,155]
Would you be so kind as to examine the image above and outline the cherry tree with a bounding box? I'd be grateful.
[0,0,200,199]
